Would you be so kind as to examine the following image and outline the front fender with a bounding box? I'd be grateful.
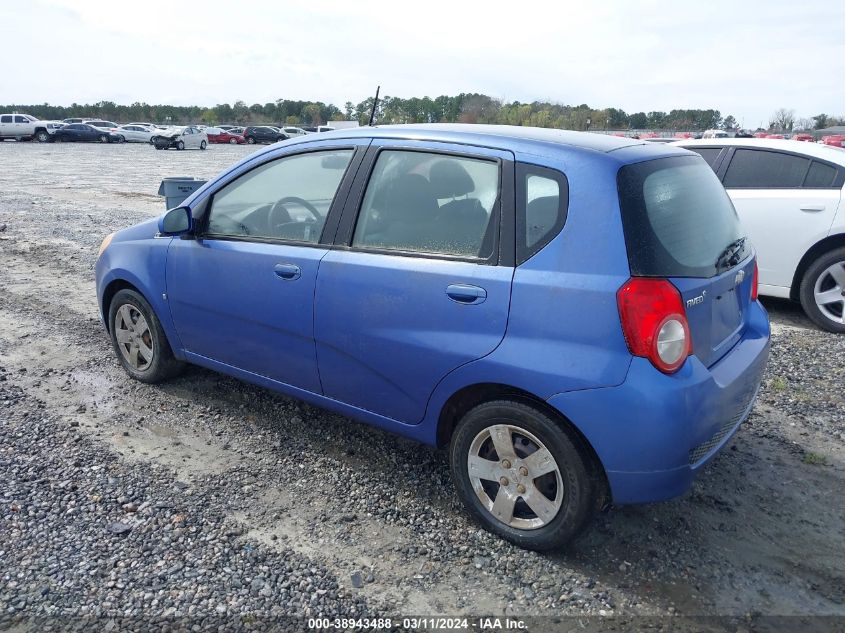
[95,236,185,360]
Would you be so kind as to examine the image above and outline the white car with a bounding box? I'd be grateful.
[113,124,156,143]
[675,138,845,332]
[281,126,307,137]
[151,126,208,150]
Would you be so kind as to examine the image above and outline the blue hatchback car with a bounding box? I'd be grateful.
[96,124,770,550]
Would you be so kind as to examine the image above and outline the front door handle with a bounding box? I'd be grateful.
[446,283,487,305]
[800,205,825,212]
[273,263,301,280]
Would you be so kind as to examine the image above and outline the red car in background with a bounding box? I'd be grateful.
[765,134,785,139]
[207,129,245,144]
[792,133,815,142]
[821,135,845,147]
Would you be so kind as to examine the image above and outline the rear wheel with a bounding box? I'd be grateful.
[99,134,108,143]
[116,135,125,143]
[229,137,238,144]
[246,136,255,144]
[108,289,184,383]
[800,246,845,333]
[449,400,599,550]
[200,140,207,150]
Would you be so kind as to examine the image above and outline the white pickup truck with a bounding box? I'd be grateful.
[0,113,56,142]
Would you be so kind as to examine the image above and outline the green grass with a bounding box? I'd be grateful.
[802,452,828,466]
[770,376,788,392]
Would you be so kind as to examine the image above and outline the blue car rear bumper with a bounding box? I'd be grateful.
[547,301,770,504]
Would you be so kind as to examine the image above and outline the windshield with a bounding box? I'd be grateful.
[618,155,748,278]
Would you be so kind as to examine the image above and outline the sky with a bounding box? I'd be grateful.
[2,0,843,128]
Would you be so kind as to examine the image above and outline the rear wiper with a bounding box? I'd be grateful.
[715,236,747,269]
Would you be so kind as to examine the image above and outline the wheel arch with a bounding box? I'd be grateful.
[436,382,610,503]
[101,278,143,333]
[790,232,845,301]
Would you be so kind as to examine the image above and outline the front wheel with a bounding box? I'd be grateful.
[246,137,255,144]
[108,289,184,383]
[200,140,207,150]
[449,401,599,551]
[799,246,845,333]
[176,140,185,150]
[229,137,238,144]
[35,130,50,142]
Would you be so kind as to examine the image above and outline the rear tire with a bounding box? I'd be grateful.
[200,140,207,150]
[449,400,599,551]
[116,135,125,143]
[229,137,238,144]
[108,289,184,383]
[246,137,255,144]
[99,134,109,143]
[799,246,845,333]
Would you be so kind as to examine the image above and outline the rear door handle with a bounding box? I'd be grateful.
[446,283,487,305]
[273,263,301,280]
[800,205,825,212]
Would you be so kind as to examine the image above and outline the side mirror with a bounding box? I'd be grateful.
[159,207,193,235]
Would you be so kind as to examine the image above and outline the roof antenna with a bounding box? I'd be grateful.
[368,86,380,126]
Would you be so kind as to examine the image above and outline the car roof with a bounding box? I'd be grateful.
[279,123,688,159]
[674,138,845,165]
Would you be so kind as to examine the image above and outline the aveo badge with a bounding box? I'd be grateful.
[686,290,707,308]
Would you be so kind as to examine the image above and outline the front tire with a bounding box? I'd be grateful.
[200,140,207,150]
[108,289,184,383]
[246,136,255,144]
[229,137,238,144]
[176,140,185,150]
[449,400,599,551]
[35,130,50,142]
[799,246,845,333]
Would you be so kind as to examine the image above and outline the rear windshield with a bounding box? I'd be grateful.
[618,155,747,278]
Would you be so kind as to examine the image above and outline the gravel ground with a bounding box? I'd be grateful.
[0,142,843,631]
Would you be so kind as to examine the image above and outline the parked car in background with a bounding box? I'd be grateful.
[96,124,770,550]
[281,126,307,137]
[127,122,158,130]
[206,128,245,144]
[765,134,785,139]
[302,126,335,133]
[0,113,56,142]
[675,138,845,332]
[228,127,245,135]
[114,125,156,143]
[53,123,120,143]
[217,125,237,131]
[84,120,120,131]
[821,135,845,148]
[702,129,729,139]
[62,118,84,124]
[792,133,815,142]
[151,126,208,150]
[642,138,677,143]
[242,126,288,144]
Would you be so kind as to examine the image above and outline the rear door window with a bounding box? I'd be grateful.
[723,149,810,188]
[803,161,838,188]
[618,155,747,278]
[0,115,11,123]
[352,150,500,259]
[686,147,723,168]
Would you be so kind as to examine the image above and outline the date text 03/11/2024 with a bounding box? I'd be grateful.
[306,617,527,630]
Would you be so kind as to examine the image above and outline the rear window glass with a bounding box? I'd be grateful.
[618,156,747,278]
[804,161,837,188]
[723,149,810,188]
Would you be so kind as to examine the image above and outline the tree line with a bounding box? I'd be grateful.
[3,95,841,132]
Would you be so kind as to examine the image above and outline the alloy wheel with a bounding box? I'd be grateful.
[814,260,845,324]
[467,424,563,530]
[114,304,155,370]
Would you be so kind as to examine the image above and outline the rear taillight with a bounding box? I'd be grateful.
[751,260,759,301]
[617,278,691,374]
